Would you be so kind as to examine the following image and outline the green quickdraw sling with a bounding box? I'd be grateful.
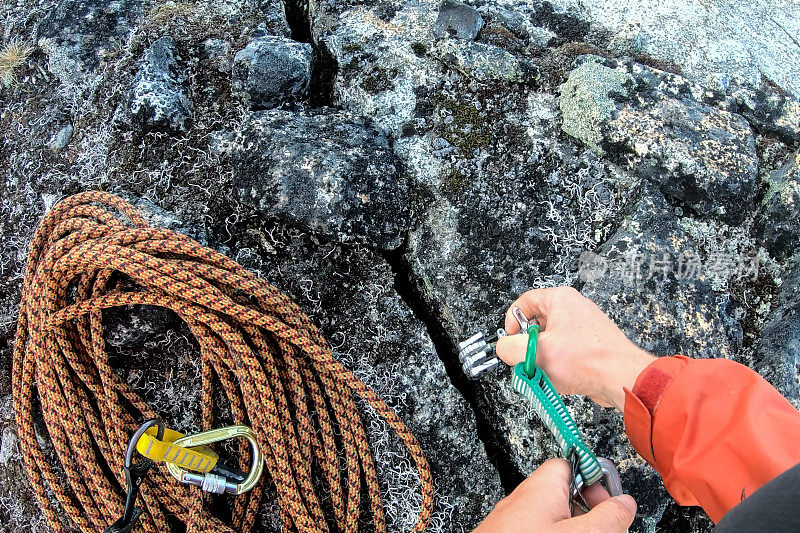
[510,323,603,485]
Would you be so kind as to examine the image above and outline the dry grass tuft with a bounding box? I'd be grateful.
[0,40,33,86]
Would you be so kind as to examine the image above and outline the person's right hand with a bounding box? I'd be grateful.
[495,287,655,410]
[474,458,637,532]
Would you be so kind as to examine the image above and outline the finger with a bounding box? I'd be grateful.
[571,483,610,516]
[582,482,611,508]
[504,288,556,333]
[557,495,636,533]
[495,334,526,366]
[497,331,553,371]
[513,459,573,522]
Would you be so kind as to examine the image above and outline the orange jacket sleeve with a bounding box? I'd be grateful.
[623,355,800,523]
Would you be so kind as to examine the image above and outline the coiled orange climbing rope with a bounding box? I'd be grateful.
[12,191,433,532]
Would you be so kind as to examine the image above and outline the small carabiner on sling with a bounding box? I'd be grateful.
[569,452,624,514]
[105,419,164,533]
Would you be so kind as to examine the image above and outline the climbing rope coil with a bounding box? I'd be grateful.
[12,192,434,532]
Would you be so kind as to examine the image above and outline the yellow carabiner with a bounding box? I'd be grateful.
[165,426,263,495]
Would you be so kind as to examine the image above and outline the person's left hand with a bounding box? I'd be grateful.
[474,458,636,532]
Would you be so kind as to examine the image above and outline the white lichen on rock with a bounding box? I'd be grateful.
[558,57,633,154]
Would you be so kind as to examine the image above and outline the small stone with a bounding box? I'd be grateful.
[231,36,312,109]
[47,123,73,151]
[128,36,192,133]
[754,151,800,259]
[213,109,409,250]
[433,0,484,41]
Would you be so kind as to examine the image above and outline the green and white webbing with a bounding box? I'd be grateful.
[511,325,603,485]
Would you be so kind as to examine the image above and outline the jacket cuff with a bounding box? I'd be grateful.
[623,387,656,465]
[623,356,690,466]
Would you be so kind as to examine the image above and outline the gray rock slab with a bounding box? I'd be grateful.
[4,0,800,530]
[560,55,758,224]
[548,0,800,98]
[214,109,409,251]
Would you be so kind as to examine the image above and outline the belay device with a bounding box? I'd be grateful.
[459,307,623,513]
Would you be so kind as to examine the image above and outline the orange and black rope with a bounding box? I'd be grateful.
[12,191,434,532]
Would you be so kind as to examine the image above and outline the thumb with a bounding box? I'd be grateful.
[563,495,636,532]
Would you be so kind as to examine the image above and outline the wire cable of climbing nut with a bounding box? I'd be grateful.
[12,191,434,532]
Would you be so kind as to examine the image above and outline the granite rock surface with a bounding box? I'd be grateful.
[1,0,799,531]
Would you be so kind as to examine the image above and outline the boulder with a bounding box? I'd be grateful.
[231,36,312,109]
[560,56,758,224]
[754,151,800,260]
[214,109,409,251]
[127,36,193,133]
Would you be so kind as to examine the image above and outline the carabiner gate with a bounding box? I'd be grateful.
[572,456,624,498]
[165,425,263,495]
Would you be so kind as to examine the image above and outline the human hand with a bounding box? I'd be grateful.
[495,287,654,410]
[474,458,636,532]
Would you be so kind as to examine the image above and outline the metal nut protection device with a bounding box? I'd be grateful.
[458,308,531,379]
[458,331,501,378]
